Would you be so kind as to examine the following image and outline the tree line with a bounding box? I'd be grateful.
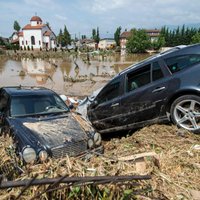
[7,20,200,53]
[125,25,200,53]
[160,25,200,46]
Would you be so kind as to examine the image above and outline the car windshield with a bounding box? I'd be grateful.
[10,94,69,117]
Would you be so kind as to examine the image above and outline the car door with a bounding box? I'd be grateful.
[88,76,123,131]
[120,61,170,127]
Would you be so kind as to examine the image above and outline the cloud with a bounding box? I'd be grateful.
[55,14,68,21]
[90,0,131,13]
[23,0,57,9]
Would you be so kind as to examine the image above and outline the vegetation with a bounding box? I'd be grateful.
[114,26,121,46]
[160,25,200,46]
[150,36,165,50]
[191,32,200,44]
[63,25,71,46]
[126,29,151,53]
[0,37,5,45]
[13,20,21,32]
[92,27,100,44]
[57,25,71,47]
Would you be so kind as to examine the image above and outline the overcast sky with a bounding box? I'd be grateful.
[1,0,200,38]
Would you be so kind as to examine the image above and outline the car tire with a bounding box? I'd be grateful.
[170,95,200,133]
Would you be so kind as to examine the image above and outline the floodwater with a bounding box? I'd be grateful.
[0,53,150,95]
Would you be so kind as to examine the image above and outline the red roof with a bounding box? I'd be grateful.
[30,16,42,22]
[18,31,23,37]
[11,38,19,44]
[43,31,51,36]
[120,31,131,39]
[22,24,45,30]
[145,29,160,33]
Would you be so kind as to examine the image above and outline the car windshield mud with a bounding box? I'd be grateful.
[10,94,69,117]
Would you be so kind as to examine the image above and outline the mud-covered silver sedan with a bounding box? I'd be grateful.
[0,86,103,164]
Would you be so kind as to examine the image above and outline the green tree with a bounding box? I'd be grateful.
[81,35,86,39]
[151,36,165,50]
[57,29,63,45]
[95,27,100,43]
[92,27,100,43]
[92,29,96,40]
[126,29,151,53]
[114,26,121,46]
[0,37,5,45]
[191,32,200,44]
[63,25,71,46]
[13,21,21,32]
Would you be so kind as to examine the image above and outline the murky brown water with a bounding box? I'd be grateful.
[0,53,150,95]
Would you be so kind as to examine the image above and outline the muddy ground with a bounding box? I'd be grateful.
[0,124,199,199]
[0,64,199,199]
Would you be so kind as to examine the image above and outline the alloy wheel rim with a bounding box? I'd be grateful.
[174,99,200,131]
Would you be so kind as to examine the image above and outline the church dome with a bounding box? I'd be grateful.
[30,16,42,22]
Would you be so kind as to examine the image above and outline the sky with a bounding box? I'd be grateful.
[1,0,200,38]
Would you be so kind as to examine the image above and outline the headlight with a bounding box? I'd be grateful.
[88,139,94,149]
[94,132,102,146]
[22,147,36,163]
[38,150,48,162]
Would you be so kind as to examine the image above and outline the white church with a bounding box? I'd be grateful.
[17,16,57,50]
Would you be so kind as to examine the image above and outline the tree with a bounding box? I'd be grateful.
[191,32,200,44]
[92,29,96,40]
[57,29,63,45]
[63,25,71,46]
[81,35,86,39]
[114,26,121,46]
[0,37,5,45]
[13,21,21,32]
[126,29,151,53]
[95,27,100,43]
[151,36,165,50]
[92,27,100,43]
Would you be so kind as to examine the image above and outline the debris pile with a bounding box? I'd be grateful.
[0,124,199,199]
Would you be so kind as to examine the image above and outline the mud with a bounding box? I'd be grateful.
[0,124,199,199]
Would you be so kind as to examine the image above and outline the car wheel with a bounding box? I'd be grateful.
[170,95,200,133]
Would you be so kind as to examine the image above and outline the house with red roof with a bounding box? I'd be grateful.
[17,16,56,50]
[120,29,160,51]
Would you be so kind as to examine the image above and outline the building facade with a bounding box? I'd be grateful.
[18,16,56,50]
[120,29,160,51]
[98,38,116,50]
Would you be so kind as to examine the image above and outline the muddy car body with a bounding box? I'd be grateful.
[0,86,102,163]
[88,44,200,134]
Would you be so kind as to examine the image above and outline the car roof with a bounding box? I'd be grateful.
[118,43,200,76]
[2,86,55,96]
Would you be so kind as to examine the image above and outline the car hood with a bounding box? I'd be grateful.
[9,114,88,148]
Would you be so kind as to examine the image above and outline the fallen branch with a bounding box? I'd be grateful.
[117,152,158,161]
[0,175,151,189]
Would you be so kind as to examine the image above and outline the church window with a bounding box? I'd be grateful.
[31,36,35,45]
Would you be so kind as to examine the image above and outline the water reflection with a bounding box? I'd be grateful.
[0,53,150,94]
[21,58,56,85]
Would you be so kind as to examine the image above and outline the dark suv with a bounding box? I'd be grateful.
[88,44,200,134]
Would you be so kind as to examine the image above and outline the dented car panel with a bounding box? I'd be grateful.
[0,86,103,163]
